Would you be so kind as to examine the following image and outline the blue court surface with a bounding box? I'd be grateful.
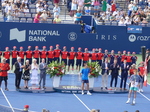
[0,74,150,112]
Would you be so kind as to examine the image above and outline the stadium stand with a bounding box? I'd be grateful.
[0,0,150,25]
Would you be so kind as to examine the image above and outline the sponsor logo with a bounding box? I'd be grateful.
[10,28,26,42]
[68,32,77,41]
[128,34,150,42]
[96,35,117,40]
[10,29,60,42]
[128,34,136,42]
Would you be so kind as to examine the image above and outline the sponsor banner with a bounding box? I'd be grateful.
[0,22,149,53]
[127,25,142,34]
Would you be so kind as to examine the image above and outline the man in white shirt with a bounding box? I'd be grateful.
[5,2,12,13]
[112,8,119,16]
[128,1,133,16]
[53,4,60,18]
[124,18,131,25]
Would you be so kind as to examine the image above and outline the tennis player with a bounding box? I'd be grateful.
[79,63,92,95]
[126,70,142,104]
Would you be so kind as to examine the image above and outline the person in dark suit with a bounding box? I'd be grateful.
[14,57,24,89]
[39,58,47,89]
[120,59,129,90]
[110,59,120,90]
[101,58,110,90]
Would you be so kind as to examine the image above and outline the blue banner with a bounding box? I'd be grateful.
[0,22,149,53]
[127,25,142,34]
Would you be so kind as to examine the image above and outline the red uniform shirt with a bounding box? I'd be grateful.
[83,53,91,61]
[76,52,83,60]
[3,51,11,59]
[129,68,137,76]
[68,52,76,60]
[26,50,33,59]
[91,53,98,60]
[0,63,10,76]
[12,50,18,58]
[47,51,55,58]
[97,53,104,60]
[18,51,25,59]
[40,51,47,58]
[126,56,132,63]
[138,67,145,76]
[61,51,68,59]
[33,50,40,58]
[54,49,61,58]
[121,55,126,62]
[0,51,2,57]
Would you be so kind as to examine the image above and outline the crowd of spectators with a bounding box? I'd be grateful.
[1,0,55,23]
[67,0,150,26]
[1,0,150,26]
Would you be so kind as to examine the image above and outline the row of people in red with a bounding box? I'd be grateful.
[0,44,137,69]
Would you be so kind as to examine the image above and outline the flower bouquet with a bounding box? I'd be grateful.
[47,61,66,78]
[87,61,100,78]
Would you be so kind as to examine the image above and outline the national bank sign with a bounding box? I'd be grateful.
[10,28,60,42]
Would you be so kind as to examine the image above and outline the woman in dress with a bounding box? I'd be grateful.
[33,11,42,23]
[30,59,39,89]
[23,60,31,89]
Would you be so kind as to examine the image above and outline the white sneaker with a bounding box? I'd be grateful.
[87,92,92,95]
[140,89,143,92]
[126,100,130,104]
[82,91,84,95]
[133,100,136,104]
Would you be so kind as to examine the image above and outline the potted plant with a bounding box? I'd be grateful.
[47,61,66,87]
[87,61,100,88]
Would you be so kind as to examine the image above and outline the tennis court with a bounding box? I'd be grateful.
[0,55,150,112]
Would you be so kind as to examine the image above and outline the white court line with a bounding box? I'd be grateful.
[0,88,15,112]
[118,77,150,101]
[73,93,91,111]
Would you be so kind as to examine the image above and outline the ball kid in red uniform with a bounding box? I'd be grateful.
[25,46,33,64]
[47,46,55,64]
[83,48,91,63]
[11,46,18,69]
[18,47,25,63]
[68,47,76,72]
[54,44,61,62]
[91,48,98,62]
[3,47,11,64]
[138,62,145,92]
[33,46,40,64]
[126,52,132,67]
[40,46,47,63]
[61,46,68,65]
[121,50,127,63]
[97,48,103,66]
[0,58,10,90]
[76,47,83,71]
